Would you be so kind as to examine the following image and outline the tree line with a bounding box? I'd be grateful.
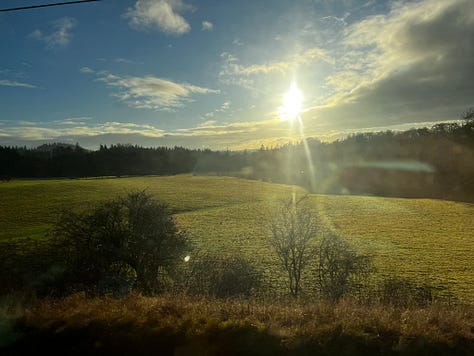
[1,111,473,201]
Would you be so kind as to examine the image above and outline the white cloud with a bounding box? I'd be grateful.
[80,67,95,74]
[29,17,76,49]
[201,21,213,31]
[97,72,219,111]
[125,0,191,35]
[0,80,36,89]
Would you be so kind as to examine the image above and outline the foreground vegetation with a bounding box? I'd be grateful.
[2,293,474,355]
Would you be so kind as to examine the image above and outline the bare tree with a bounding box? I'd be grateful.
[461,107,474,123]
[269,196,320,298]
[317,233,373,302]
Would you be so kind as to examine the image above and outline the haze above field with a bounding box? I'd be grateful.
[1,0,473,149]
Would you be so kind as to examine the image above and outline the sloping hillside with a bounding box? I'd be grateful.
[1,175,473,301]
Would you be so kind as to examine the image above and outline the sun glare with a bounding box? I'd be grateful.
[279,82,303,122]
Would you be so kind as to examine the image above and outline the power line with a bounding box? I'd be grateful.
[0,0,101,13]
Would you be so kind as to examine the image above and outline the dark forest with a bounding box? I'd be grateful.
[2,119,473,202]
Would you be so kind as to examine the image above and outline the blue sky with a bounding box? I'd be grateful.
[1,0,473,149]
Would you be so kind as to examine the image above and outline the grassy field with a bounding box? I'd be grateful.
[1,175,473,302]
[0,175,304,240]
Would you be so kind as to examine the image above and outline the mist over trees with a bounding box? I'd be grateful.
[1,119,473,202]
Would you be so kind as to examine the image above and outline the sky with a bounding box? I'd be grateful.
[0,0,473,150]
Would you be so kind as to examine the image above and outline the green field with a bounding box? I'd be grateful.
[1,175,473,302]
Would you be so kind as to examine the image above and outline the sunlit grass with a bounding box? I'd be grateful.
[1,175,473,301]
[0,175,303,240]
[176,193,474,302]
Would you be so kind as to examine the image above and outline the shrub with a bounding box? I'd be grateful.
[316,234,373,302]
[180,254,262,298]
[378,276,443,307]
[53,191,189,296]
[0,239,63,297]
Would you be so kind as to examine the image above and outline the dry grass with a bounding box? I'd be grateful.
[3,294,474,355]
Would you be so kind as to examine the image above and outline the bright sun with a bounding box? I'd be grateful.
[279,82,303,122]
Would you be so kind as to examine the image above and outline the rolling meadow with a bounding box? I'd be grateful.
[1,174,473,303]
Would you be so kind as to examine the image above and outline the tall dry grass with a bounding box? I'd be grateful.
[2,293,474,355]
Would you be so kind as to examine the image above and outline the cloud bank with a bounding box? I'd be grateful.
[312,0,474,129]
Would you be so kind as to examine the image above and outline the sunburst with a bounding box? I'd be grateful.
[279,82,303,122]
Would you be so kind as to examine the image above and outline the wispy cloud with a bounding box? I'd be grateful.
[201,21,213,31]
[0,121,165,141]
[0,80,36,89]
[232,38,243,46]
[204,101,231,119]
[115,58,135,64]
[174,119,280,137]
[79,67,95,74]
[29,17,76,49]
[320,15,348,27]
[54,117,94,125]
[218,53,254,89]
[96,72,219,111]
[125,0,191,35]
[219,48,333,88]
[94,58,138,64]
